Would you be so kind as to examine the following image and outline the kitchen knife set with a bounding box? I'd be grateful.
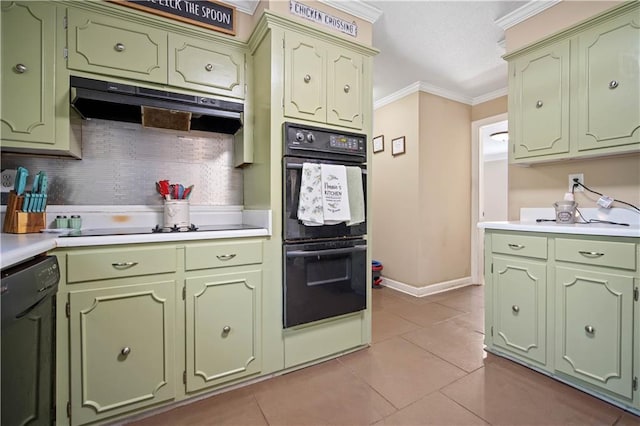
[14,167,48,212]
[156,180,193,200]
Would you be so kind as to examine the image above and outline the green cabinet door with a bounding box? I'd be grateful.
[492,256,547,365]
[555,266,634,399]
[67,8,167,84]
[511,39,570,160]
[284,32,326,124]
[185,270,262,393]
[327,46,363,129]
[69,281,176,425]
[1,2,56,144]
[575,10,640,152]
[168,34,245,99]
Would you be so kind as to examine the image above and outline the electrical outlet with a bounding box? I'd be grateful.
[568,173,584,192]
[1,169,16,193]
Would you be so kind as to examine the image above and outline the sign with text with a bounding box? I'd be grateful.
[289,0,358,38]
[111,0,236,35]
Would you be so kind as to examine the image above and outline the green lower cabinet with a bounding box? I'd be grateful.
[68,281,176,426]
[492,256,547,366]
[185,270,262,393]
[555,266,635,399]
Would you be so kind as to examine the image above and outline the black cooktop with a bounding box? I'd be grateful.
[61,224,262,237]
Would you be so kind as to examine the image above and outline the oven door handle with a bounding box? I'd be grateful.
[286,245,367,257]
[285,162,367,175]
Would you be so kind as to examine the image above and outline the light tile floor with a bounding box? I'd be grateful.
[128,285,640,426]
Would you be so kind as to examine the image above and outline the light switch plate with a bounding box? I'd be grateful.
[1,169,17,192]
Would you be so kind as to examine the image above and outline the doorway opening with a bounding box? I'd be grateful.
[471,113,508,284]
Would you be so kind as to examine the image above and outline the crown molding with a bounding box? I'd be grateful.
[319,0,384,23]
[495,0,561,31]
[219,0,260,15]
[472,87,508,106]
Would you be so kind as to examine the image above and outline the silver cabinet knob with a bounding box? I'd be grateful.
[205,63,213,72]
[304,74,311,83]
[512,305,520,313]
[222,326,231,333]
[585,325,595,334]
[344,84,350,93]
[121,347,131,356]
[536,100,543,108]
[114,43,126,52]
[15,63,27,73]
[609,80,619,89]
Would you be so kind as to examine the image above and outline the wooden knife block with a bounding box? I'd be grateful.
[3,191,46,234]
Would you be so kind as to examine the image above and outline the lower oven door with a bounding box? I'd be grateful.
[283,239,367,328]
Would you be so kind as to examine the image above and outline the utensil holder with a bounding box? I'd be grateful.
[163,200,190,228]
[3,192,46,233]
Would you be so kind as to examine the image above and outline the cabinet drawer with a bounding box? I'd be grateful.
[67,246,177,283]
[185,240,262,271]
[491,234,547,259]
[555,238,636,270]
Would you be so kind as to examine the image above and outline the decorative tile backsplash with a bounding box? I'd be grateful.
[1,119,243,206]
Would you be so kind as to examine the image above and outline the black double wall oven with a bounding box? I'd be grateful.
[283,122,368,328]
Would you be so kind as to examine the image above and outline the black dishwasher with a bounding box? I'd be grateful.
[1,255,59,426]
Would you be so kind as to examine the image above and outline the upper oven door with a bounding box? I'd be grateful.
[283,156,367,242]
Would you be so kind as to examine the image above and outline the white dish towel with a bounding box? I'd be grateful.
[297,163,324,226]
[320,164,351,224]
[346,166,364,226]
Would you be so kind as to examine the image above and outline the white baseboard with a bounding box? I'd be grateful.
[379,276,474,298]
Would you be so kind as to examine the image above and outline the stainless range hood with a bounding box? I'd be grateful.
[70,76,243,134]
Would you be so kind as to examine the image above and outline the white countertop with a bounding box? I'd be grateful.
[1,206,272,270]
[479,207,640,238]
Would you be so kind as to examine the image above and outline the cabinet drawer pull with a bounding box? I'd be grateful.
[205,63,213,72]
[121,347,131,356]
[304,74,311,83]
[222,326,231,334]
[512,305,520,313]
[536,100,543,108]
[585,325,595,335]
[344,84,351,93]
[111,262,138,269]
[216,254,236,261]
[608,80,619,89]
[114,43,126,52]
[15,63,27,73]
[508,244,525,250]
[578,251,604,258]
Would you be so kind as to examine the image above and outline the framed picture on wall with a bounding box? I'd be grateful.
[391,136,405,156]
[373,135,384,153]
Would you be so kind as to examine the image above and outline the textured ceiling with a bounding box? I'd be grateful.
[369,1,526,105]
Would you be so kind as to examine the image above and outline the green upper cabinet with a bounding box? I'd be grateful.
[284,32,327,124]
[510,40,570,160]
[1,2,80,157]
[67,7,167,84]
[506,2,640,164]
[284,31,364,130]
[168,34,245,99]
[1,2,56,143]
[554,266,635,399]
[575,10,640,152]
[327,46,363,129]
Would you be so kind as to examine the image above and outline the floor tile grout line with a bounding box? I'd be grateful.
[437,389,495,426]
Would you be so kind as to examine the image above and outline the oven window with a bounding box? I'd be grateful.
[307,256,350,286]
